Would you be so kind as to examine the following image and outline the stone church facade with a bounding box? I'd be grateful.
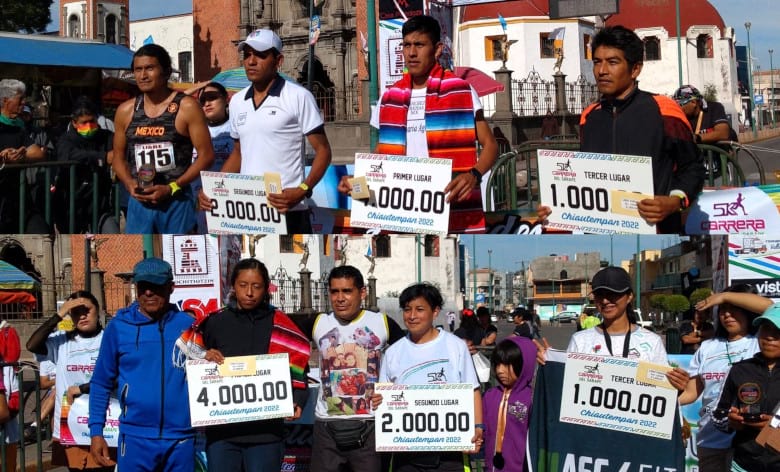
[193,0,370,161]
[195,0,360,119]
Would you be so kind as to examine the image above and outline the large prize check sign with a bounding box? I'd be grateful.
[559,353,678,440]
[350,153,452,234]
[537,150,655,234]
[200,171,286,234]
[186,354,294,427]
[374,383,474,451]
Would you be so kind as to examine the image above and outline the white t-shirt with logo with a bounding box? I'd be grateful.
[370,86,483,158]
[567,325,668,365]
[229,78,324,210]
[44,331,104,440]
[379,329,479,388]
[687,335,759,449]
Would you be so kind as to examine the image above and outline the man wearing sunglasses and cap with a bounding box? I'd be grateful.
[673,84,738,179]
[199,29,332,233]
[673,85,736,146]
[89,258,196,471]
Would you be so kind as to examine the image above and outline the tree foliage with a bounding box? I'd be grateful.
[702,83,718,103]
[0,0,53,33]
[689,288,712,306]
[650,294,667,310]
[662,294,690,314]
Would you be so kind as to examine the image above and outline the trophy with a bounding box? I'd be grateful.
[137,163,156,192]
[737,382,763,422]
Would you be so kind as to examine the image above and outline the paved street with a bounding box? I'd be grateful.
[493,317,579,350]
[738,134,780,184]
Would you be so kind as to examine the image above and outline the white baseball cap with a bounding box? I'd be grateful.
[238,29,283,54]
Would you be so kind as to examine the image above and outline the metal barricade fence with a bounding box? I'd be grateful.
[728,142,767,186]
[486,139,579,212]
[0,362,44,472]
[486,141,759,213]
[3,160,117,234]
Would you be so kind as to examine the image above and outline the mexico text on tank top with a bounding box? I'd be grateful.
[126,93,194,183]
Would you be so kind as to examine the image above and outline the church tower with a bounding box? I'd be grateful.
[59,0,130,46]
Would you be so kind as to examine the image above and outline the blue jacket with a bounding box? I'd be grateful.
[89,302,194,439]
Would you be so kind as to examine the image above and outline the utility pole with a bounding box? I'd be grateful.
[675,0,683,88]
[471,237,477,308]
[518,260,527,306]
[367,0,379,148]
[416,235,421,282]
[746,22,757,138]
[635,235,641,313]
[771,49,775,127]
[758,65,763,130]
[488,249,493,314]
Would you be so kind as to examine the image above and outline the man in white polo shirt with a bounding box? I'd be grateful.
[199,29,332,233]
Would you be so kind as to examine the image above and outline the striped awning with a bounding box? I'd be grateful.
[0,261,39,291]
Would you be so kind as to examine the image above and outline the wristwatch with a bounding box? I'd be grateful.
[468,167,483,184]
[298,182,313,198]
[669,190,689,211]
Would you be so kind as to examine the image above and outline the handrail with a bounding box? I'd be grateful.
[485,151,518,211]
[729,142,767,185]
[697,143,748,187]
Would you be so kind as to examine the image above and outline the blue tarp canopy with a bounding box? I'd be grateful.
[0,32,134,69]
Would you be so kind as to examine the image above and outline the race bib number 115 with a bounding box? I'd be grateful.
[134,142,175,173]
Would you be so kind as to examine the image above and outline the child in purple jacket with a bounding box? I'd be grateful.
[483,337,537,472]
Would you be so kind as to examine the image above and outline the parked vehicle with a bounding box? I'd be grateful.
[551,311,578,324]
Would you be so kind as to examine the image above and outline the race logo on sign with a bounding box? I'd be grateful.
[700,192,766,233]
[385,388,409,409]
[365,160,387,180]
[212,179,229,196]
[578,362,603,383]
[713,192,748,217]
[552,159,576,181]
